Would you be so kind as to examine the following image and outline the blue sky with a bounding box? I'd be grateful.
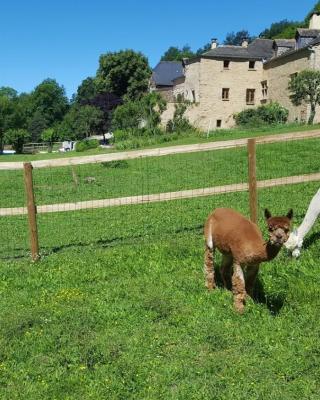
[0,0,317,98]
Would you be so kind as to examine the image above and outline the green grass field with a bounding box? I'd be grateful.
[1,137,320,208]
[0,182,320,399]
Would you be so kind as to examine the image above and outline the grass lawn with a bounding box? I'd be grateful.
[1,122,320,163]
[0,183,320,398]
[1,137,320,208]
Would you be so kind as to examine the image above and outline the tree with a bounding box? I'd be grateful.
[166,94,193,132]
[259,19,301,39]
[30,79,69,127]
[4,129,31,153]
[28,110,49,142]
[96,50,151,101]
[41,128,58,152]
[288,70,320,124]
[140,92,167,132]
[0,95,16,153]
[305,1,320,24]
[74,77,98,104]
[196,42,212,55]
[57,105,104,140]
[224,30,254,45]
[0,87,17,100]
[112,92,166,134]
[161,45,195,61]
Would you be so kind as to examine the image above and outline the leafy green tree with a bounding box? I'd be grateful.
[161,45,195,61]
[112,92,166,135]
[289,70,320,125]
[140,92,166,132]
[57,105,104,140]
[96,50,151,101]
[4,129,31,153]
[112,101,142,132]
[305,1,320,24]
[41,128,59,152]
[224,30,254,45]
[259,19,301,39]
[0,96,15,153]
[196,42,212,55]
[30,79,69,127]
[0,87,18,99]
[166,94,193,132]
[28,110,49,142]
[74,77,98,103]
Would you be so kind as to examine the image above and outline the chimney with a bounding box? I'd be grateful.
[211,38,218,49]
[242,38,249,48]
[309,12,320,29]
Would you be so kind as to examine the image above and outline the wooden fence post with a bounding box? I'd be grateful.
[23,162,40,261]
[247,138,258,224]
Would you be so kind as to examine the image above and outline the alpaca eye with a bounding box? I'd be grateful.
[268,225,273,231]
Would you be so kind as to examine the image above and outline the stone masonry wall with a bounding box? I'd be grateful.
[176,58,265,130]
[263,49,311,122]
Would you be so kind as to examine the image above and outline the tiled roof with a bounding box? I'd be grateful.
[201,39,274,60]
[296,28,320,38]
[274,39,296,48]
[151,61,184,86]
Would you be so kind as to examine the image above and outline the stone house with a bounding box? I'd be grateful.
[157,12,320,130]
[150,61,184,102]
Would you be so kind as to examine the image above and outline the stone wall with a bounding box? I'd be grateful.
[176,57,265,130]
[263,48,311,122]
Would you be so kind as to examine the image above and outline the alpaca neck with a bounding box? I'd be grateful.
[262,241,282,262]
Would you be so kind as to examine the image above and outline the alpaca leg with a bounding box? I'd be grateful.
[221,254,233,290]
[245,265,259,298]
[232,262,246,313]
[204,244,216,290]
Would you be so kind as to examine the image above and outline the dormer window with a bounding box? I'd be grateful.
[249,61,256,70]
[223,60,230,69]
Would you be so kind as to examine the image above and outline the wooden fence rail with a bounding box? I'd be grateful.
[1,135,320,260]
[1,129,320,170]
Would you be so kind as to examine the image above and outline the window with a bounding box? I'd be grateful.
[246,89,255,105]
[261,80,268,98]
[249,61,256,70]
[192,90,196,102]
[222,88,230,101]
[216,119,222,128]
[223,60,230,69]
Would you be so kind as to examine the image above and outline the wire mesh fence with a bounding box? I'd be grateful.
[1,133,319,260]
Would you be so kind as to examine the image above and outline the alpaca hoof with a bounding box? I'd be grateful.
[206,281,216,291]
[234,302,245,314]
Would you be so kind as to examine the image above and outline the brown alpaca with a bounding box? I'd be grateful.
[204,207,293,313]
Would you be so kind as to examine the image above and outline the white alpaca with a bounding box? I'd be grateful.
[285,189,320,257]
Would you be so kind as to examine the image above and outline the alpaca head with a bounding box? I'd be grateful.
[264,209,293,247]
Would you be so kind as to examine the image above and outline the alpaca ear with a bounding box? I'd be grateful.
[286,209,293,220]
[264,209,272,220]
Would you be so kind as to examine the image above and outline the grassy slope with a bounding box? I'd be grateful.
[1,137,320,208]
[0,184,320,399]
[1,123,320,162]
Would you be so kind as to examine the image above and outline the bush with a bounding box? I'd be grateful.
[4,129,31,154]
[234,102,289,126]
[166,95,194,133]
[75,139,99,152]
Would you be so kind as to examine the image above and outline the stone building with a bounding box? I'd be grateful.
[157,12,320,131]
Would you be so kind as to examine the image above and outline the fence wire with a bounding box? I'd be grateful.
[0,135,319,259]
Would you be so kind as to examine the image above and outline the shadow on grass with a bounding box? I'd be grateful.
[303,231,320,250]
[0,225,203,261]
[252,278,285,315]
[213,265,285,315]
